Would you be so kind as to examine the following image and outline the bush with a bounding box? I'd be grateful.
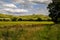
[28,19,33,21]
[3,18,11,21]
[47,19,52,21]
[11,17,17,21]
[57,18,60,22]
[17,18,22,21]
[22,19,28,21]
[36,18,42,21]
[0,19,2,21]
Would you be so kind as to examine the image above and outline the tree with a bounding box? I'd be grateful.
[18,18,22,21]
[36,18,42,21]
[0,19,2,21]
[28,19,33,21]
[3,18,11,21]
[47,0,60,23]
[11,17,17,21]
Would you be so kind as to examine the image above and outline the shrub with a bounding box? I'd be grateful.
[57,18,60,22]
[22,19,28,21]
[3,18,11,21]
[17,18,22,21]
[36,18,42,21]
[0,19,2,21]
[11,17,17,21]
[47,19,52,21]
[28,19,33,21]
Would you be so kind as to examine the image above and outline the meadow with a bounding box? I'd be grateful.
[0,21,60,40]
[0,14,60,40]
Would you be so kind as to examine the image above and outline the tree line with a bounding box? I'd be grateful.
[0,17,51,21]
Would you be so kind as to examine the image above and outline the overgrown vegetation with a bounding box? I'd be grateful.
[0,24,59,40]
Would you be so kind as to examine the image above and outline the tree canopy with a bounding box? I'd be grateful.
[47,0,60,23]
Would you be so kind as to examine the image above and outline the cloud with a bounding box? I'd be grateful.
[12,0,25,3]
[29,0,51,3]
[3,8,28,12]
[12,0,52,4]
[2,4,17,8]
[0,0,52,3]
[0,0,52,15]
[0,1,17,8]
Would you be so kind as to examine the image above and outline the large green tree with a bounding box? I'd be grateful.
[47,0,60,23]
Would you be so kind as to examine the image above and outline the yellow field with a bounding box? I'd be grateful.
[0,21,54,26]
[0,21,59,40]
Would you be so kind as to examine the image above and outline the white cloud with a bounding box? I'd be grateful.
[2,4,17,8]
[12,0,52,4]
[3,8,28,12]
[29,0,48,2]
[12,0,25,3]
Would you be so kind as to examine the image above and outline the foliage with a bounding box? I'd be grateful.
[47,0,60,23]
[0,19,2,21]
[36,17,42,21]
[11,17,17,21]
[17,18,22,21]
[3,18,11,21]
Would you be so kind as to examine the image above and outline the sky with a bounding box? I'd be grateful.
[0,0,52,15]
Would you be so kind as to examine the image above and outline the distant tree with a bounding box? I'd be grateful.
[28,19,33,21]
[18,18,22,21]
[22,19,26,21]
[0,19,2,21]
[47,0,60,23]
[3,18,10,21]
[11,17,17,21]
[36,18,42,21]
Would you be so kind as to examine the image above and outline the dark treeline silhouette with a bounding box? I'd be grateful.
[18,18,22,21]
[17,18,42,21]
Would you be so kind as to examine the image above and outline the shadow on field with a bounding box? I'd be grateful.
[0,24,60,40]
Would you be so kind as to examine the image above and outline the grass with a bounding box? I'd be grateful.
[0,21,60,40]
[0,23,59,40]
[0,23,51,40]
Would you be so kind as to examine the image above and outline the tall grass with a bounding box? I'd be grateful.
[0,24,59,40]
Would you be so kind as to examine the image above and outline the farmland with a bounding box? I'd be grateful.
[0,21,54,26]
[0,21,60,40]
[0,14,60,40]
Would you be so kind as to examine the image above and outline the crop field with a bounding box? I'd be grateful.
[0,21,54,26]
[0,21,60,40]
[0,22,59,40]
